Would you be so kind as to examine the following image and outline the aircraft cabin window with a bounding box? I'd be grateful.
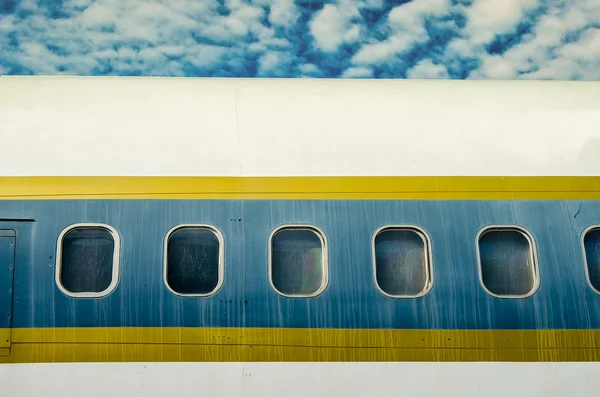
[477,227,538,298]
[583,228,600,293]
[269,226,328,297]
[373,227,432,298]
[56,224,120,298]
[164,225,224,296]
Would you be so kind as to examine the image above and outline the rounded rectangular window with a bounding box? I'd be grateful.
[164,225,224,296]
[373,227,432,298]
[477,226,538,298]
[56,224,120,298]
[583,227,600,293]
[269,226,328,297]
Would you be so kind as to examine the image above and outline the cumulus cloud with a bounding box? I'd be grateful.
[268,0,300,27]
[523,28,600,80]
[463,0,540,45]
[309,1,362,53]
[299,63,322,77]
[407,59,449,79]
[466,0,600,80]
[352,0,452,66]
[352,35,416,65]
[341,66,373,78]
[0,0,599,80]
[258,50,293,76]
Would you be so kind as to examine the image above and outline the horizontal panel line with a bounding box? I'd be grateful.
[3,190,600,195]
[1,193,600,200]
[9,342,600,350]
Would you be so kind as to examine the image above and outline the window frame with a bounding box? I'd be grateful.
[55,223,121,298]
[475,225,540,299]
[371,225,434,299]
[163,224,225,297]
[581,225,600,295]
[268,224,329,298]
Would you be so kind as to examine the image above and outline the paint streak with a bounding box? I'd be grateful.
[0,176,600,199]
[1,328,599,363]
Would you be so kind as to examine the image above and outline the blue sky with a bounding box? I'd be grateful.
[0,0,599,79]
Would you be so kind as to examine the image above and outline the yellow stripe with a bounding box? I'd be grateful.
[0,176,600,200]
[1,327,599,363]
[0,329,8,348]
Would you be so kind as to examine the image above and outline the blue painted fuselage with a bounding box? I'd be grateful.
[0,199,598,331]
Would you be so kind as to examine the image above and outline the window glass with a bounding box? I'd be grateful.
[583,228,600,292]
[166,227,222,295]
[478,228,536,297]
[60,227,116,294]
[271,227,325,296]
[374,228,430,297]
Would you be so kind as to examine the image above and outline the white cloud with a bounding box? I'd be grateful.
[263,37,293,49]
[154,45,186,58]
[581,0,600,23]
[560,28,600,60]
[388,0,451,32]
[137,47,169,65]
[444,38,473,59]
[80,1,117,29]
[116,47,137,60]
[164,0,220,18]
[477,55,518,79]
[0,13,15,31]
[443,0,542,77]
[522,28,600,80]
[201,4,265,42]
[521,57,583,80]
[202,19,247,41]
[182,45,230,68]
[463,0,540,45]
[406,59,449,79]
[17,0,39,10]
[362,0,385,10]
[257,50,291,76]
[352,0,452,66]
[352,34,416,65]
[341,66,373,78]
[465,2,600,80]
[309,2,362,53]
[259,51,281,72]
[269,0,300,27]
[116,2,197,42]
[299,63,321,74]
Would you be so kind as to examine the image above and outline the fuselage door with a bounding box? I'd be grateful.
[0,230,15,356]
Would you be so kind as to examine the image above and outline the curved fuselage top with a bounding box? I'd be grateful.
[0,76,599,177]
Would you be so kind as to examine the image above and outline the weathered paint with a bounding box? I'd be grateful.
[1,328,600,363]
[0,197,598,331]
[1,176,600,199]
[0,231,15,355]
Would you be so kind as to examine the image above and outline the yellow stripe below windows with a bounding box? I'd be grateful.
[1,327,599,363]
